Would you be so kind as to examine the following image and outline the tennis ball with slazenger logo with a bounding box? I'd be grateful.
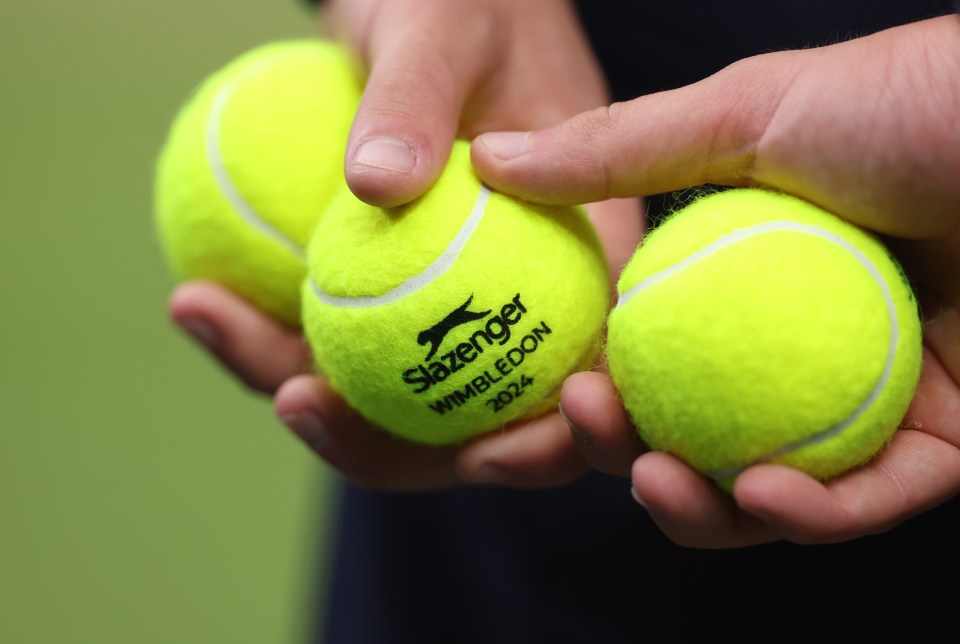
[302,140,610,445]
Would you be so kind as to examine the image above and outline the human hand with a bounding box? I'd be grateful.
[321,0,609,207]
[471,15,960,546]
[168,0,646,491]
[168,280,489,490]
[169,0,638,490]
[169,196,642,491]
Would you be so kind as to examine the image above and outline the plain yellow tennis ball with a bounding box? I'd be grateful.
[302,140,610,445]
[154,39,362,327]
[606,188,923,489]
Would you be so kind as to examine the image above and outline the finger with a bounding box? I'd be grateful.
[168,281,311,394]
[631,452,779,548]
[473,20,960,239]
[735,350,960,542]
[275,373,462,490]
[456,411,589,488]
[343,3,499,206]
[734,430,960,543]
[559,371,642,477]
[470,53,794,203]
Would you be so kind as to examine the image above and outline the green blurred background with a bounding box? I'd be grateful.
[0,2,335,642]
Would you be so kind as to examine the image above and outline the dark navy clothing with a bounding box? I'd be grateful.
[314,2,959,642]
[323,474,960,643]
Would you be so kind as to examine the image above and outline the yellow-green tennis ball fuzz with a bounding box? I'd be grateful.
[606,188,923,490]
[302,140,610,445]
[154,39,362,327]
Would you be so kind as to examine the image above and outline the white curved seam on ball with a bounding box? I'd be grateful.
[206,71,306,261]
[310,185,492,308]
[616,220,899,481]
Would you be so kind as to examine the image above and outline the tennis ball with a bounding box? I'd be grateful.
[154,39,362,327]
[302,140,610,445]
[606,188,922,489]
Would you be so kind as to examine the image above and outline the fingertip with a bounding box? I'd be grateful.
[166,280,312,394]
[469,133,537,198]
[559,371,640,475]
[275,374,363,432]
[559,371,629,431]
[274,373,322,418]
[631,451,731,517]
[630,452,776,549]
[456,412,587,488]
[167,281,222,348]
[276,375,466,490]
[167,281,193,314]
[353,136,417,174]
[275,375,332,455]
[345,135,420,206]
[473,131,532,163]
[631,452,697,507]
[346,134,456,206]
[167,280,214,320]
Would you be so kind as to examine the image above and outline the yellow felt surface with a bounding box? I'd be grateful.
[303,141,611,444]
[154,40,361,326]
[606,188,923,483]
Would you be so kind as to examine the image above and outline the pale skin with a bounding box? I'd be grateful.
[169,1,960,548]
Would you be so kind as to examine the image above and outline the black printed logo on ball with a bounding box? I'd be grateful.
[402,292,552,403]
[417,294,491,361]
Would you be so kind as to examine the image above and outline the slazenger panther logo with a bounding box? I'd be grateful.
[417,294,491,361]
[404,292,533,394]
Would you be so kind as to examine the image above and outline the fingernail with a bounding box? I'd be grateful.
[353,137,416,172]
[478,131,530,160]
[281,410,329,452]
[558,403,592,446]
[630,485,647,508]
[179,318,217,348]
[471,463,508,485]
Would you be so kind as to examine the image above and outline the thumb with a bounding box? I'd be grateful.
[342,4,497,207]
[472,17,960,240]
[470,51,795,206]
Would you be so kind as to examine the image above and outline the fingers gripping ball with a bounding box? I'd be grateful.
[154,40,362,327]
[606,188,923,489]
[302,141,610,445]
